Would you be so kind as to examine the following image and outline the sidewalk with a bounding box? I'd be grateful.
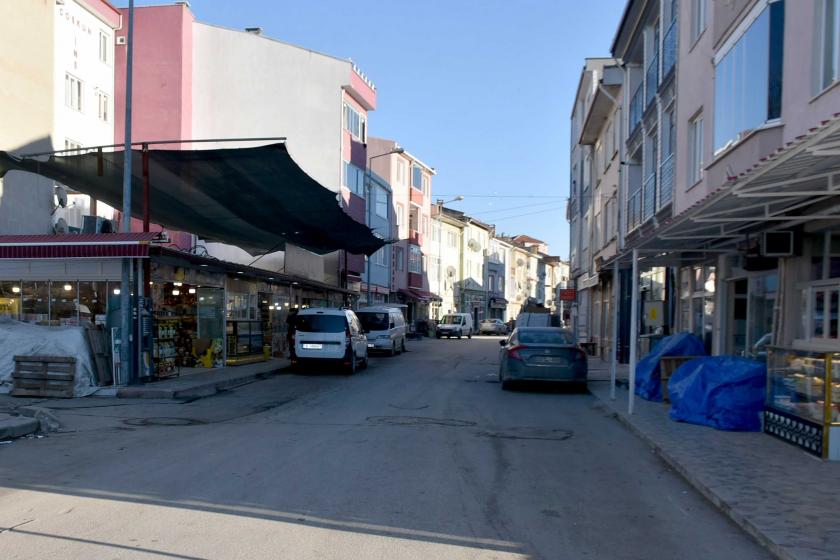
[112,358,291,400]
[587,359,840,560]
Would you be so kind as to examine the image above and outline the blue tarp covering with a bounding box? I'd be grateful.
[635,333,705,402]
[668,356,767,431]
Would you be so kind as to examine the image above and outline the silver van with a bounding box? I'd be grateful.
[356,306,407,356]
[435,313,474,339]
[293,308,368,374]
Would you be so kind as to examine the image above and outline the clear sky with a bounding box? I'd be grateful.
[125,0,627,257]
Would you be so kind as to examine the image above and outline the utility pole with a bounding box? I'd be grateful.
[119,0,135,385]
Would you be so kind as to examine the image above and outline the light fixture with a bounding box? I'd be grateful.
[113,288,121,295]
[284,302,290,307]
[188,288,196,294]
[12,286,20,294]
[291,281,299,285]
[262,300,267,304]
[172,289,180,296]
[199,264,208,267]
[268,277,275,280]
[294,304,299,308]
[63,284,72,291]
[173,282,183,287]
[236,271,243,275]
[268,305,275,310]
[199,297,205,302]
[149,281,153,285]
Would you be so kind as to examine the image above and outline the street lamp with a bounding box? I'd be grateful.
[435,195,464,318]
[365,147,405,307]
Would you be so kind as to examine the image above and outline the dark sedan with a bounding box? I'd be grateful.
[498,327,588,390]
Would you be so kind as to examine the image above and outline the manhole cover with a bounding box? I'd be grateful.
[476,427,574,441]
[368,416,476,428]
[123,417,205,427]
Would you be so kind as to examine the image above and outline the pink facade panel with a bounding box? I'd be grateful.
[348,70,377,110]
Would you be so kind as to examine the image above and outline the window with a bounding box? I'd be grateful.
[372,247,386,266]
[688,114,704,185]
[65,138,82,155]
[816,0,840,93]
[375,187,388,218]
[447,231,457,248]
[422,216,429,236]
[713,1,785,153]
[408,246,422,274]
[421,174,430,196]
[97,91,109,122]
[343,103,366,141]
[395,203,404,227]
[411,165,422,190]
[395,247,405,271]
[691,0,707,43]
[342,161,365,196]
[99,31,109,63]
[431,221,440,242]
[397,159,406,184]
[65,73,82,111]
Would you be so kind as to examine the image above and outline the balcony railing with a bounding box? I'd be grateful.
[659,153,674,209]
[627,188,642,232]
[628,84,644,135]
[663,20,677,78]
[645,53,659,108]
[642,172,657,222]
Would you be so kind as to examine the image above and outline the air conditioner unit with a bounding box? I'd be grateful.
[82,215,104,234]
[116,36,126,45]
[762,231,794,257]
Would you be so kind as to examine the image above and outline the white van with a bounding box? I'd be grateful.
[435,313,474,339]
[293,308,368,374]
[356,306,407,356]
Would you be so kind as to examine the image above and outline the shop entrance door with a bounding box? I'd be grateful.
[728,279,748,355]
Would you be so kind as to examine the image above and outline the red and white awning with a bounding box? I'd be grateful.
[0,233,159,259]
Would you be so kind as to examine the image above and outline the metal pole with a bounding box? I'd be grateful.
[142,143,150,232]
[629,248,639,414]
[610,258,619,400]
[120,0,135,385]
[365,166,372,307]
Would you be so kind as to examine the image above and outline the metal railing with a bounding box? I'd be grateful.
[628,84,644,135]
[645,53,659,108]
[627,188,642,232]
[663,20,677,78]
[659,153,675,209]
[642,172,657,222]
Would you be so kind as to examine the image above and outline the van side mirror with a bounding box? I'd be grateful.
[498,340,505,346]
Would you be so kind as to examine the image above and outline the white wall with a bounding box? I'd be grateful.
[190,24,351,282]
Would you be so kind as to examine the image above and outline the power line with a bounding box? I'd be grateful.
[470,200,565,216]
[487,206,567,222]
[435,194,566,199]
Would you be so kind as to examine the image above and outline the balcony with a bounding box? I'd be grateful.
[663,20,677,79]
[642,172,656,222]
[659,153,674,209]
[408,229,423,246]
[627,188,642,232]
[628,84,643,136]
[645,53,658,108]
[410,187,425,205]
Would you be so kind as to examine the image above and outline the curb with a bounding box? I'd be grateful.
[117,367,289,400]
[592,397,793,560]
[0,414,39,439]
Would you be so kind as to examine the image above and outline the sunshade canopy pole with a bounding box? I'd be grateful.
[610,258,619,401]
[120,0,135,386]
[628,248,639,415]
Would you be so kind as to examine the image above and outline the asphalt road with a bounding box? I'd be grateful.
[0,336,769,560]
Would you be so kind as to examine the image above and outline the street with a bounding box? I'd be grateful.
[0,337,768,560]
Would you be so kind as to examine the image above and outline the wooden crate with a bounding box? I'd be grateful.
[659,355,702,402]
[11,355,76,398]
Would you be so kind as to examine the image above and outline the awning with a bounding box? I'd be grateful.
[489,296,508,309]
[399,288,442,302]
[0,232,158,259]
[614,114,840,266]
[0,143,384,256]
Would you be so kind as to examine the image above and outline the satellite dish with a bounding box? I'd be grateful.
[53,218,69,234]
[54,185,68,208]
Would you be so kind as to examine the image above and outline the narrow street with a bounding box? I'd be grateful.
[0,337,768,560]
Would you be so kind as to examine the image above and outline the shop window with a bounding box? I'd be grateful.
[78,281,107,325]
[21,282,49,324]
[0,282,21,319]
[50,282,79,325]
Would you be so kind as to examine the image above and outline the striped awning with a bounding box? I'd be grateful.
[0,233,158,259]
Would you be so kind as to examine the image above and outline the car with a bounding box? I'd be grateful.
[498,327,587,390]
[479,318,508,335]
[292,308,368,374]
[436,313,474,339]
[356,306,407,356]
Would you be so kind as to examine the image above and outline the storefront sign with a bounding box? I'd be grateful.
[559,288,576,301]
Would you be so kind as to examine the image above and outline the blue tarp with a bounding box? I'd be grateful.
[668,356,767,431]
[635,332,705,402]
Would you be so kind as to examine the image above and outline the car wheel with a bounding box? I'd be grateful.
[361,354,369,369]
[501,379,513,391]
[346,352,357,375]
[436,333,441,339]
[400,338,406,353]
[467,329,472,339]
[390,342,396,357]
[457,330,462,340]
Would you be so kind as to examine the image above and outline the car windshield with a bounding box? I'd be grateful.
[357,312,389,332]
[481,320,495,324]
[518,330,574,345]
[442,315,462,324]
[295,314,346,333]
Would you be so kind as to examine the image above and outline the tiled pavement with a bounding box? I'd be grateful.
[588,359,840,560]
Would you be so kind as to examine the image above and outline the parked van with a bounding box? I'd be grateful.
[435,313,474,339]
[356,306,407,356]
[293,308,368,374]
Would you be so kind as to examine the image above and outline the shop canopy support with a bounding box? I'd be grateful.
[610,258,619,401]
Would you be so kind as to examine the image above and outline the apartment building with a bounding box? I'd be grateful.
[570,57,623,354]
[368,137,438,323]
[0,0,121,234]
[429,206,465,317]
[487,237,510,320]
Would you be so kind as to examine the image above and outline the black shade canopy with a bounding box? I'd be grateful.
[0,143,384,256]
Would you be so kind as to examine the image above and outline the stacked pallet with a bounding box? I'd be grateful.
[11,355,76,398]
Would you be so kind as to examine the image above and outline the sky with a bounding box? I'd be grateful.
[125,0,627,257]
